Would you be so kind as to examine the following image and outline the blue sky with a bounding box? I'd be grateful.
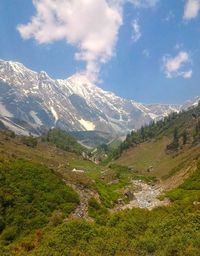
[0,0,200,104]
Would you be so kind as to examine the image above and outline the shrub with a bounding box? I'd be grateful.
[21,136,38,148]
[0,160,79,244]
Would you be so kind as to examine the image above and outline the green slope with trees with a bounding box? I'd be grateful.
[115,102,200,158]
[115,103,200,178]
[43,128,86,154]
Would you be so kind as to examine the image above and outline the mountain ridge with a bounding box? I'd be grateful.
[0,60,197,143]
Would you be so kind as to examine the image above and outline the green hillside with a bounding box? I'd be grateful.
[4,162,199,256]
[115,103,200,179]
[43,128,86,154]
[0,104,200,255]
[0,160,79,253]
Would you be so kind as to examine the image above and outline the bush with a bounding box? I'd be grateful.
[0,160,79,244]
[88,198,108,221]
[0,217,5,233]
[21,136,38,147]
[1,226,17,243]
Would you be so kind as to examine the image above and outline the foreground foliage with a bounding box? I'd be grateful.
[3,162,199,256]
[0,160,79,248]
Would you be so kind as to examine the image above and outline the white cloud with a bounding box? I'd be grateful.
[17,0,159,81]
[18,0,123,81]
[182,70,193,78]
[184,0,200,20]
[162,51,192,79]
[131,19,141,42]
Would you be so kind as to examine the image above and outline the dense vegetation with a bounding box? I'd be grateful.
[43,128,86,154]
[70,130,113,147]
[0,160,79,250]
[8,162,199,256]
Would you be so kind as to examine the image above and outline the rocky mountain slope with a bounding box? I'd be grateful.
[181,96,200,110]
[0,60,181,138]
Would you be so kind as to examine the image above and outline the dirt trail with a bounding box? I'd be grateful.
[63,181,100,221]
[69,184,97,221]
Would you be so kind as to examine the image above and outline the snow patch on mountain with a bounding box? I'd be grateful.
[79,119,96,131]
[0,116,30,136]
[50,106,59,122]
[30,111,43,126]
[0,103,13,118]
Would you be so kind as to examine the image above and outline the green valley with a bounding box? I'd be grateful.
[0,103,200,255]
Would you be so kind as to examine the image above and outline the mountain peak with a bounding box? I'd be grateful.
[0,59,185,141]
[0,59,37,85]
[38,70,51,80]
[0,59,32,73]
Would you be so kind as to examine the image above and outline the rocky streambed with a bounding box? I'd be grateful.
[114,180,170,211]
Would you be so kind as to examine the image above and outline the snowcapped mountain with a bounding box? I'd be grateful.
[0,60,181,138]
[146,104,181,121]
[181,96,200,110]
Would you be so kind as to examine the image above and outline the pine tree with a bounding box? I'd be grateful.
[195,120,200,135]
[140,126,145,141]
[193,120,200,143]
[166,128,179,151]
[182,130,189,145]
[173,128,179,142]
